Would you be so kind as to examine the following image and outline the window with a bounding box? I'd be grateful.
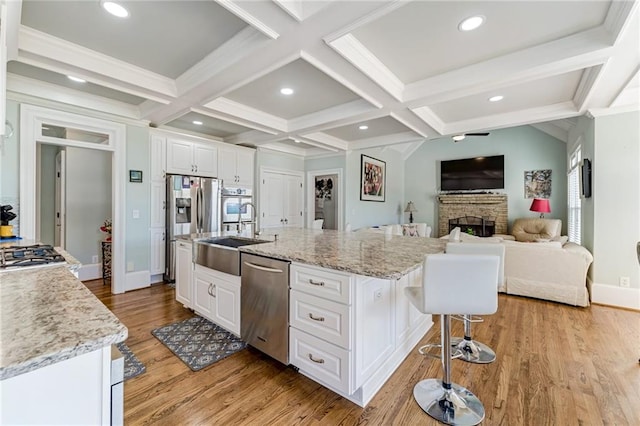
[568,146,581,244]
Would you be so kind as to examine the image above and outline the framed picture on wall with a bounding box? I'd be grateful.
[360,155,386,202]
[129,170,143,183]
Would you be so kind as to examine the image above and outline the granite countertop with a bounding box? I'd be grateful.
[235,228,446,280]
[0,265,128,380]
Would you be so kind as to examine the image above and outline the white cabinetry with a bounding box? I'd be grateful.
[260,170,303,228]
[149,134,167,281]
[193,265,241,336]
[175,241,193,308]
[218,145,254,187]
[167,137,218,177]
[149,228,165,275]
[289,262,431,407]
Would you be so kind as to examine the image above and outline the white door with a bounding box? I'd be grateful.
[218,145,237,185]
[54,150,66,247]
[212,277,241,336]
[236,149,254,187]
[193,143,218,177]
[284,174,303,227]
[193,269,214,319]
[149,228,165,275]
[261,173,285,228]
[149,135,166,181]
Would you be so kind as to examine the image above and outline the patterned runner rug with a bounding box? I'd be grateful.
[151,316,246,371]
[116,342,146,380]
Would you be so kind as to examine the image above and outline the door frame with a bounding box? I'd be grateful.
[20,104,126,294]
[54,149,66,247]
[306,168,343,230]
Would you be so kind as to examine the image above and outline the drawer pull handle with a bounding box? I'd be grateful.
[308,313,325,322]
[309,279,325,287]
[308,354,325,364]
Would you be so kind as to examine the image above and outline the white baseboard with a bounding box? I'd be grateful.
[590,283,640,310]
[150,273,164,284]
[125,270,151,292]
[78,263,101,281]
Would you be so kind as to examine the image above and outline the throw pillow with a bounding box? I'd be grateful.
[449,227,461,242]
[402,224,419,237]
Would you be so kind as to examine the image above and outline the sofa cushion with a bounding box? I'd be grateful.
[512,218,562,242]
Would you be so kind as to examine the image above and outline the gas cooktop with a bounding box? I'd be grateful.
[0,244,66,269]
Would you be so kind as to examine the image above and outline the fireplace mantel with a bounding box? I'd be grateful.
[437,193,508,237]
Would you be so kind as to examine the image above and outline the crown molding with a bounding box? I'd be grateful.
[216,0,280,40]
[300,50,384,109]
[574,64,606,112]
[7,73,141,119]
[257,145,305,159]
[323,0,408,42]
[410,106,445,135]
[223,129,273,145]
[404,26,613,107]
[445,101,579,135]
[288,99,375,132]
[603,0,639,45]
[18,26,177,100]
[273,0,333,22]
[328,33,404,101]
[587,103,640,118]
[298,131,349,151]
[177,26,269,95]
[204,97,287,132]
[348,131,423,151]
[611,66,640,107]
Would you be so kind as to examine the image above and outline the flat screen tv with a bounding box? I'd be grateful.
[440,155,505,191]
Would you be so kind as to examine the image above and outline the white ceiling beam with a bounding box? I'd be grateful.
[298,132,349,151]
[18,26,177,102]
[203,97,287,132]
[288,99,376,132]
[215,0,280,40]
[2,0,21,60]
[390,110,435,138]
[7,74,141,119]
[348,132,424,151]
[444,101,580,135]
[603,0,640,44]
[404,26,613,107]
[410,106,446,135]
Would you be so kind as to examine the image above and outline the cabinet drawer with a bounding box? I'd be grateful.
[289,328,351,394]
[291,263,351,304]
[290,290,351,350]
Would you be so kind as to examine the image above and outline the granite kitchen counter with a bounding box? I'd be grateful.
[0,265,127,380]
[238,228,446,280]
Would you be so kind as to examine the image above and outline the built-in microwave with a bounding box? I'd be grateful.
[221,187,253,224]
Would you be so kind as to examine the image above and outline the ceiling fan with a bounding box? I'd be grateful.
[452,132,490,142]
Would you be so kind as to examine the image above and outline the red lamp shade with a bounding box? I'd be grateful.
[530,198,551,217]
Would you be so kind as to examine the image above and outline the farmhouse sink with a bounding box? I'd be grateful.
[194,236,269,276]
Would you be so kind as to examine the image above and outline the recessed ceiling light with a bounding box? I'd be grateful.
[192,120,203,125]
[458,15,485,32]
[358,125,369,130]
[489,95,504,102]
[452,135,466,141]
[101,1,129,18]
[280,87,294,95]
[67,76,86,83]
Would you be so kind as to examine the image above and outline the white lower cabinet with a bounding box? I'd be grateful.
[193,265,241,336]
[175,241,193,308]
[289,262,431,407]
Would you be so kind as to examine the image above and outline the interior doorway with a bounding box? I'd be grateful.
[306,168,343,230]
[54,150,65,247]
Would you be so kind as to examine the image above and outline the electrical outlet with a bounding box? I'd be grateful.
[127,261,134,272]
[92,255,99,264]
[619,277,630,288]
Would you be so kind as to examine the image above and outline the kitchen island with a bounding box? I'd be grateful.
[0,263,127,424]
[239,228,446,407]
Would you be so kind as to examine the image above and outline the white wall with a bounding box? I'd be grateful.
[593,111,640,291]
[65,147,112,265]
[405,126,567,236]
[0,100,20,234]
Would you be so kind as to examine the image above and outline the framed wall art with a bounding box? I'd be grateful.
[524,169,551,198]
[360,155,386,202]
[129,170,143,183]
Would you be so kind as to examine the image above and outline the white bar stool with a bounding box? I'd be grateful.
[445,242,505,364]
[405,253,499,425]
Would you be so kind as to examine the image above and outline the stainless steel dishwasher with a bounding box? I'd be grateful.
[241,252,290,364]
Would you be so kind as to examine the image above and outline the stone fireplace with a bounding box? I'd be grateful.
[437,193,508,237]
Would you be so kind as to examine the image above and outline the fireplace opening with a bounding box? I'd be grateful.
[449,216,495,237]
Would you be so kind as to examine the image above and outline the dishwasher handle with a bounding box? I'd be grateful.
[243,261,284,274]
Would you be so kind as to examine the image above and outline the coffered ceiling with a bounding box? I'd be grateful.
[3,0,639,156]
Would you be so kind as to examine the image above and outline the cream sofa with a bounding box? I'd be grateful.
[444,218,593,307]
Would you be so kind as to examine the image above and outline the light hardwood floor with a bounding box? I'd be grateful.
[85,280,640,425]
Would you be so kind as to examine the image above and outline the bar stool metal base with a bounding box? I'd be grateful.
[413,379,485,426]
[451,337,496,364]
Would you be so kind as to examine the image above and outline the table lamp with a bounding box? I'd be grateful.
[529,198,550,218]
[404,201,417,223]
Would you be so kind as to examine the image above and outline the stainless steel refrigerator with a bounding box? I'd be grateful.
[165,174,221,282]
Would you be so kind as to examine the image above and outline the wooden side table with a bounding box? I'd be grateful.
[101,240,112,285]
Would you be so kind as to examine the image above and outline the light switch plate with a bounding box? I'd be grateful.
[132,209,140,219]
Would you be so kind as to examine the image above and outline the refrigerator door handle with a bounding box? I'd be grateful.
[197,186,204,232]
